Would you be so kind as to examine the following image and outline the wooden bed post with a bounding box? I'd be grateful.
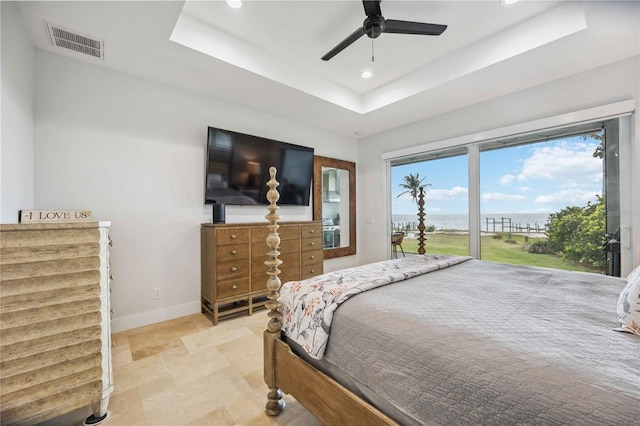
[264,167,285,416]
[417,186,426,255]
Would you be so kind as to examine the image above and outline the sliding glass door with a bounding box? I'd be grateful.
[389,117,627,275]
[390,148,468,256]
[479,131,605,272]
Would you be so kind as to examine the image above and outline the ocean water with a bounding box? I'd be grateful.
[392,213,550,232]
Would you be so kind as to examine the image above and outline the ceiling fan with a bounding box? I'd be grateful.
[321,0,447,61]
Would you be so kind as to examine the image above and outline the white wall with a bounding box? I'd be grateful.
[1,2,35,223]
[357,56,640,269]
[34,51,358,332]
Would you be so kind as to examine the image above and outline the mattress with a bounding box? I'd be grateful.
[286,259,640,425]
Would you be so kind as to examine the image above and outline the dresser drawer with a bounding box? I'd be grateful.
[251,239,300,258]
[217,277,250,299]
[279,252,301,270]
[301,262,323,279]
[280,268,301,284]
[252,252,300,280]
[301,237,322,252]
[251,270,300,289]
[250,241,268,260]
[251,254,267,279]
[216,228,249,245]
[301,224,322,239]
[216,244,249,262]
[301,250,323,266]
[251,225,298,242]
[279,238,301,255]
[216,259,250,280]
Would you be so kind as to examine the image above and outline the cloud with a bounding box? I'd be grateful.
[534,189,599,204]
[499,174,516,185]
[426,186,468,201]
[518,142,601,184]
[483,192,527,202]
[518,186,533,192]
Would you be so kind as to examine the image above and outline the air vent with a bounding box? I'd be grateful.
[46,22,103,59]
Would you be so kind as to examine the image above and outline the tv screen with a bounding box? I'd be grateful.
[205,127,314,206]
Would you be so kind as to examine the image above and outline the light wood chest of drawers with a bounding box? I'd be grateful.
[201,221,323,324]
[0,221,113,425]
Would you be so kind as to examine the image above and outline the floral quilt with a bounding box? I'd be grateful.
[280,254,472,359]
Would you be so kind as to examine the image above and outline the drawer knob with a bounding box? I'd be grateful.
[232,284,238,290]
[310,255,315,259]
[310,229,315,233]
[310,269,316,273]
[231,234,237,239]
[231,250,238,255]
[310,242,315,246]
[231,266,238,272]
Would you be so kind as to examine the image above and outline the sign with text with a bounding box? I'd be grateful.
[19,210,93,223]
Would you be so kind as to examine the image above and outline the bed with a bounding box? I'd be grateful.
[262,167,640,425]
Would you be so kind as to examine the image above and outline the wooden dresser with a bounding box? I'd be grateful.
[201,221,323,324]
[0,221,113,426]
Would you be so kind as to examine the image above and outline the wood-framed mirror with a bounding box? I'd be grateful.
[313,156,356,259]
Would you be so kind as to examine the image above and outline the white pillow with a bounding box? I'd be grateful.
[616,264,640,335]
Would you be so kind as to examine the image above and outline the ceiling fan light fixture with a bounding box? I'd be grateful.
[226,0,242,9]
[361,70,373,79]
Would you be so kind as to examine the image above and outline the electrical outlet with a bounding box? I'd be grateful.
[153,287,162,299]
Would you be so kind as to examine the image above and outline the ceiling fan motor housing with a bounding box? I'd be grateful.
[364,16,385,38]
[320,0,446,61]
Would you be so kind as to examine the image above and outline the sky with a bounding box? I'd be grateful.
[391,134,603,216]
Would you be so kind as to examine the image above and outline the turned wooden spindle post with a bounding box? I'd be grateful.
[263,167,285,415]
[417,187,426,255]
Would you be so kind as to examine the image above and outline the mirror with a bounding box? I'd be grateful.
[313,156,356,259]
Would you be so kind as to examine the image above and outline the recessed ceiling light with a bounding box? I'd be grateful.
[502,0,520,5]
[361,70,373,79]
[226,0,242,9]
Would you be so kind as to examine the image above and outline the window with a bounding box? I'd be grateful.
[387,111,632,276]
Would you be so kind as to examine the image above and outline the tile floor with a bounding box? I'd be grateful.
[38,311,322,426]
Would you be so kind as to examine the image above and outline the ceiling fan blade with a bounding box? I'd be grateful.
[321,27,366,61]
[384,20,447,36]
[362,0,382,17]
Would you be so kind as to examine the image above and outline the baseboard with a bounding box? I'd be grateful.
[110,301,202,333]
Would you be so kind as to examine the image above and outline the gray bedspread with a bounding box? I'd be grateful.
[297,259,640,425]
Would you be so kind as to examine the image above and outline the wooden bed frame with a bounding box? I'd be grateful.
[262,167,425,424]
[261,167,640,424]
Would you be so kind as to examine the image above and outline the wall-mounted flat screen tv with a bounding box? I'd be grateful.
[205,127,314,206]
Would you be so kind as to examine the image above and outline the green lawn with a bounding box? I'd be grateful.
[400,232,601,273]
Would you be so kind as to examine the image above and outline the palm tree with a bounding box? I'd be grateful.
[397,173,431,203]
